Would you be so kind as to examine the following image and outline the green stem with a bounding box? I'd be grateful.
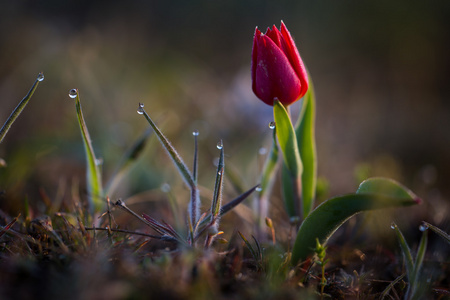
[0,73,43,144]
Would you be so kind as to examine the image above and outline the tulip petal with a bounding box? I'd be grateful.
[280,21,309,98]
[266,25,282,48]
[252,33,302,106]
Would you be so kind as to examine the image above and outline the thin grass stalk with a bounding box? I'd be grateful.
[392,223,414,277]
[0,72,43,144]
[138,104,199,235]
[73,90,103,213]
[139,104,195,188]
[407,229,428,300]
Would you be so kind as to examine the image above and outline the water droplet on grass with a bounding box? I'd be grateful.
[95,158,103,166]
[69,89,78,98]
[419,223,428,232]
[160,183,171,193]
[258,147,267,155]
[192,130,199,136]
[255,185,262,192]
[216,140,223,150]
[390,222,397,229]
[37,72,44,82]
[268,122,276,129]
[137,103,144,114]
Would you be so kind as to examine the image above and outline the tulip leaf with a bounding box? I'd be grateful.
[74,91,104,213]
[273,99,302,178]
[281,163,298,219]
[0,73,43,144]
[291,177,421,265]
[295,75,317,219]
[274,99,303,218]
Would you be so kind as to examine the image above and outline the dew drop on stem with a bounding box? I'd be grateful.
[37,72,44,82]
[160,183,171,193]
[216,140,223,150]
[269,121,276,130]
[419,223,428,232]
[69,89,78,99]
[255,185,262,192]
[137,103,144,114]
[192,130,199,136]
[390,222,397,229]
[258,147,267,155]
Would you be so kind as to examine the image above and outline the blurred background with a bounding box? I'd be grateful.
[0,1,449,233]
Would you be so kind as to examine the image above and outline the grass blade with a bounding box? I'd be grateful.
[73,89,103,213]
[0,214,20,239]
[0,72,44,144]
[295,74,317,218]
[392,223,414,279]
[210,144,225,227]
[220,184,260,217]
[408,228,428,300]
[138,103,195,188]
[291,177,421,265]
[422,221,450,244]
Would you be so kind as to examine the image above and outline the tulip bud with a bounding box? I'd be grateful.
[251,21,308,106]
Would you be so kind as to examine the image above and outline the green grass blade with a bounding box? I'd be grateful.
[138,103,195,188]
[105,129,152,196]
[0,72,44,144]
[408,229,428,300]
[392,223,414,278]
[295,74,317,219]
[211,145,224,219]
[274,99,303,218]
[73,89,103,213]
[291,178,420,265]
[219,184,260,217]
[422,222,450,244]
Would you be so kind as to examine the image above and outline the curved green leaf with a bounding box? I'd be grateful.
[273,99,302,177]
[295,75,317,218]
[74,91,103,213]
[291,178,420,265]
[274,99,302,218]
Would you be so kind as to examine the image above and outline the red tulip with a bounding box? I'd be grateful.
[252,21,308,106]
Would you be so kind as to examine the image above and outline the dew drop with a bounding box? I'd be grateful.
[258,147,267,155]
[37,72,44,82]
[216,140,223,150]
[192,130,199,136]
[95,158,103,166]
[390,222,397,230]
[255,185,262,192]
[419,223,428,232]
[268,121,276,130]
[160,183,171,193]
[217,170,223,176]
[69,89,78,99]
[137,103,144,114]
